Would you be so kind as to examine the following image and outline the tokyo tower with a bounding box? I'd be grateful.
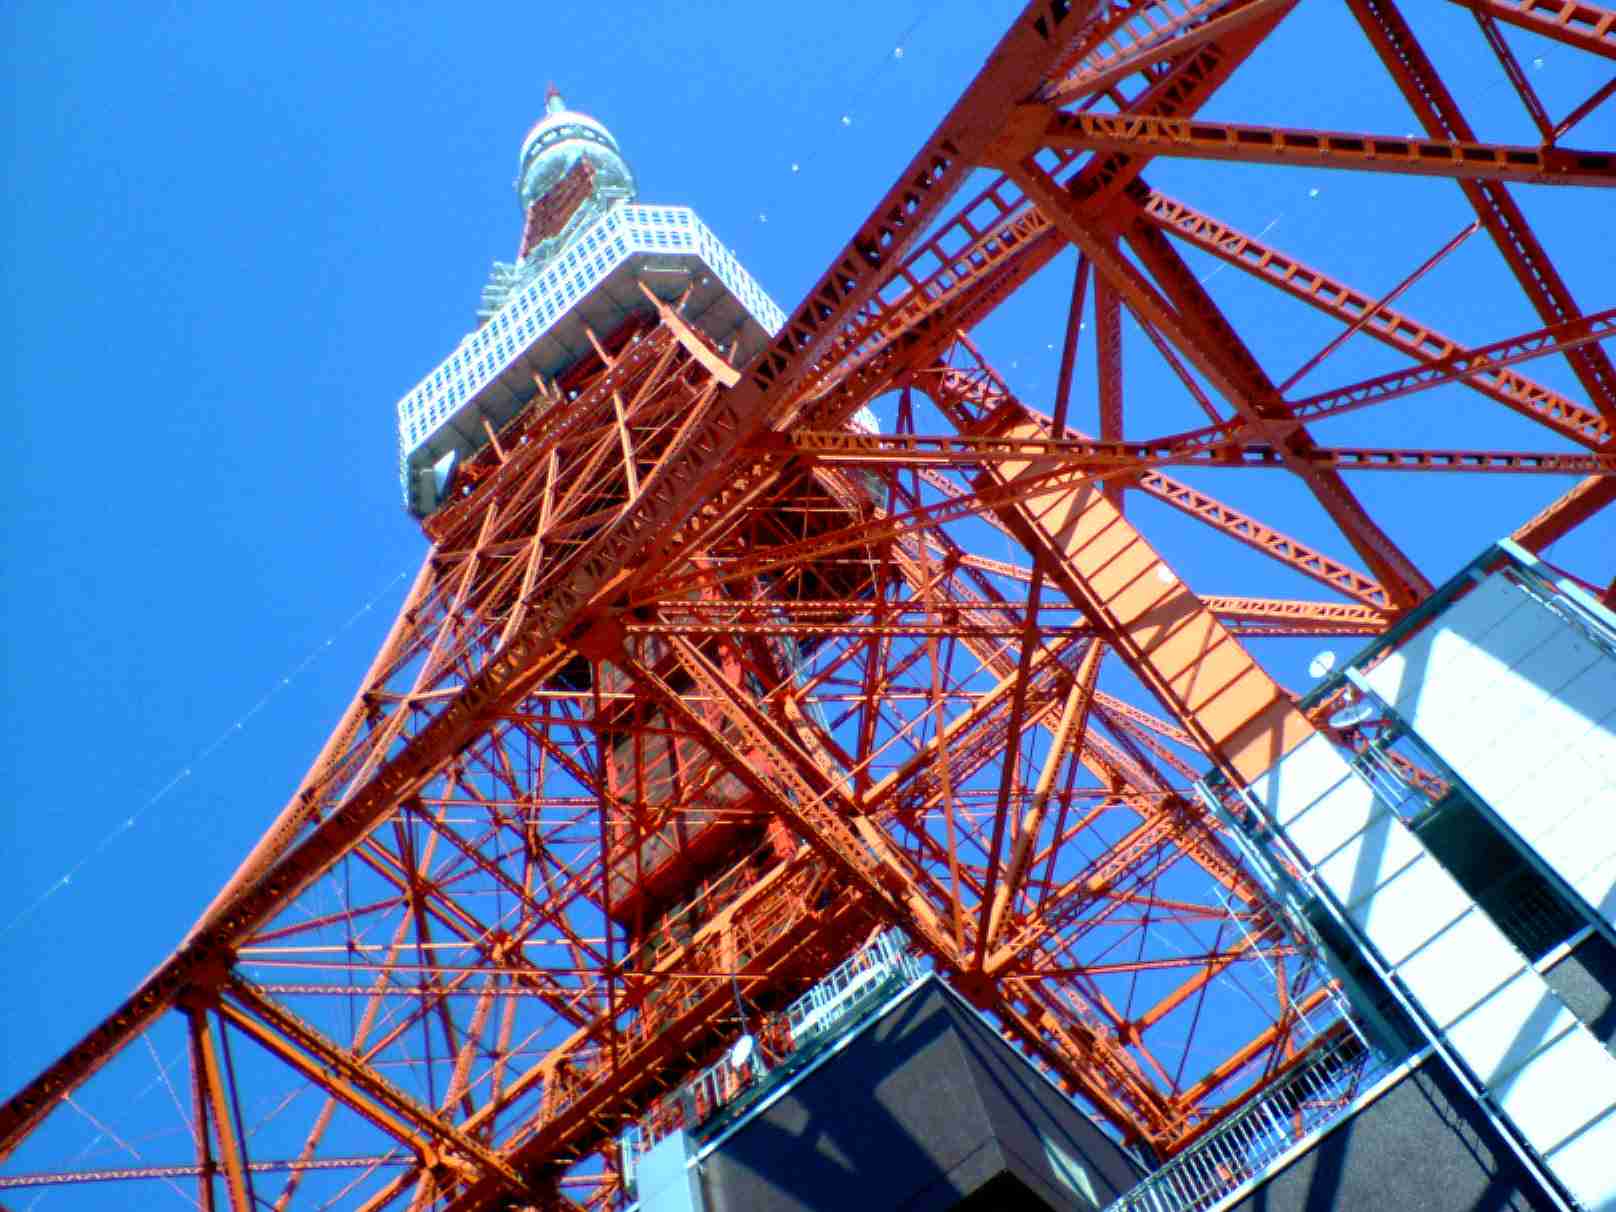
[5,4,1616,1211]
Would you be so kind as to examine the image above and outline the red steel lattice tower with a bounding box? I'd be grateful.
[4,3,1614,1209]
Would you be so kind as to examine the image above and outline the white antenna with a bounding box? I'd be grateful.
[1328,699,1377,729]
[1307,650,1337,680]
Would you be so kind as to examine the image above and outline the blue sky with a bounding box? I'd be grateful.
[2,0,1612,1165]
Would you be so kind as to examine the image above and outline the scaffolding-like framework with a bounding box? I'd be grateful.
[3,3,1613,1209]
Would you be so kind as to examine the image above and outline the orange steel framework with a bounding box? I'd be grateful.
[4,2,1614,1209]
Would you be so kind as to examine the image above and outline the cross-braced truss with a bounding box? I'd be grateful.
[4,2,1612,1208]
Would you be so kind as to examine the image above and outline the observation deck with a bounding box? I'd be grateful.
[396,202,785,515]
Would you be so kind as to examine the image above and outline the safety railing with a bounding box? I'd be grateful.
[783,928,922,1044]
[626,929,921,1158]
[1105,1031,1381,1212]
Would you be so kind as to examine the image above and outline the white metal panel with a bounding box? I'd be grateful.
[1363,649,1415,717]
[1277,778,1384,867]
[1362,576,1530,715]
[1488,684,1607,796]
[1402,629,1528,762]
[1494,1021,1616,1155]
[1569,707,1616,780]
[1544,1106,1616,1212]
[637,1129,705,1212]
[1556,661,1616,742]
[1442,573,1533,642]
[1365,604,1475,715]
[1442,969,1578,1087]
[1399,662,1520,776]
[1247,733,1356,828]
[1346,854,1472,967]
[1517,620,1605,694]
[1393,907,1524,1030]
[1569,850,1616,925]
[1460,589,1566,671]
[1314,811,1426,909]
[1445,738,1536,821]
[1531,794,1616,886]
[1397,631,1487,735]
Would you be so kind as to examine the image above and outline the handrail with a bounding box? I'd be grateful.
[1105,1031,1380,1212]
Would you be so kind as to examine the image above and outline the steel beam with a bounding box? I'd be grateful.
[1444,0,1616,60]
[1032,108,1616,185]
[1142,190,1611,449]
[1350,0,1616,422]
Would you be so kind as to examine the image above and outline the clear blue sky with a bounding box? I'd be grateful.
[2,0,1611,1170]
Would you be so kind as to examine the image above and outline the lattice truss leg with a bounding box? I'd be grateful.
[4,1,1612,1208]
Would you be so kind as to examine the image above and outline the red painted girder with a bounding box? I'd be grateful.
[425,861,871,1211]
[1472,7,1556,140]
[1027,944,1293,979]
[1045,0,1296,101]
[1093,695,1197,748]
[1512,473,1616,549]
[817,0,1275,391]
[812,176,1049,396]
[766,428,1211,466]
[625,600,1385,641]
[1559,75,1616,140]
[1064,14,1289,212]
[1131,470,1393,609]
[769,427,1616,474]
[875,472,1391,635]
[1033,108,1616,185]
[612,637,1185,1148]
[954,19,1278,333]
[921,368,1403,611]
[1197,597,1390,632]
[216,976,526,1196]
[917,371,1399,612]
[0,1158,408,1191]
[808,5,1280,408]
[744,0,1129,412]
[1349,0,1616,421]
[1119,216,1435,606]
[987,794,1252,974]
[1141,190,1610,449]
[1096,709,1205,787]
[1445,0,1616,60]
[1281,307,1616,430]
[631,619,1092,640]
[927,342,1320,780]
[1302,446,1616,473]
[1097,276,1126,443]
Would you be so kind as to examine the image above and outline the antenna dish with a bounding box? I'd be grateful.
[1307,650,1337,679]
[1328,699,1377,729]
[730,1034,756,1070]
